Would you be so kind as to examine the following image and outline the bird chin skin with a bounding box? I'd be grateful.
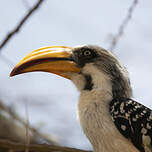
[63,72,86,91]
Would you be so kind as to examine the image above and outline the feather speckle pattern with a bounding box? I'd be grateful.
[110,98,152,152]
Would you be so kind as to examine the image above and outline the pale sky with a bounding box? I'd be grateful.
[0,0,152,150]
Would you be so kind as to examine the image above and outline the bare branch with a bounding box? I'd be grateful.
[0,139,91,152]
[25,102,30,152]
[0,0,45,51]
[109,0,138,51]
[0,100,58,145]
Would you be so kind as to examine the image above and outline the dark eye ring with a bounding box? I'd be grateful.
[84,50,91,56]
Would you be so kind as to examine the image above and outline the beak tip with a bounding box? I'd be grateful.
[10,68,18,77]
[10,73,14,77]
[10,72,15,77]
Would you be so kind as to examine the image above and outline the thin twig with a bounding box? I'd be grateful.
[25,102,30,152]
[109,0,138,51]
[0,0,45,51]
[0,139,91,152]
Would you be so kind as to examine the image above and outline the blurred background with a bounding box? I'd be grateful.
[0,0,152,151]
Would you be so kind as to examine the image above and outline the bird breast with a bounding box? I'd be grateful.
[77,90,139,152]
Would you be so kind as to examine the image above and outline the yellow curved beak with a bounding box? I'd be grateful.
[10,46,80,79]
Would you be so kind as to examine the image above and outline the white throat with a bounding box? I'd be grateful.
[71,63,112,93]
[77,63,113,108]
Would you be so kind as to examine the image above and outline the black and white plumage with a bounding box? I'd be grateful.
[110,98,152,152]
[10,45,152,152]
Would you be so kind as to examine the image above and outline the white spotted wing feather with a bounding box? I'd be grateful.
[110,98,152,152]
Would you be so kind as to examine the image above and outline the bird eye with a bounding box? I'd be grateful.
[84,50,91,56]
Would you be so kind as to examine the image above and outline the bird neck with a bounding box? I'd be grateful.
[70,63,132,100]
[71,64,132,152]
[77,66,133,152]
[110,66,132,99]
[82,64,132,100]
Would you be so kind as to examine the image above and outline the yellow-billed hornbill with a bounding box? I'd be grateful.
[10,45,152,152]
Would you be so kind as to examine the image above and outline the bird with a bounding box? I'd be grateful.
[10,45,152,152]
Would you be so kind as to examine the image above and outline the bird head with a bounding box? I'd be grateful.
[10,45,132,99]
